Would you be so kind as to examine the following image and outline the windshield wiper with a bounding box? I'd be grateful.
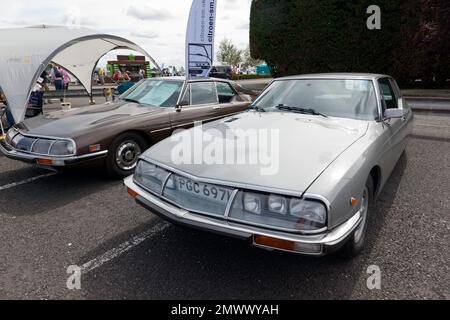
[248,105,266,112]
[275,104,328,118]
[122,98,141,104]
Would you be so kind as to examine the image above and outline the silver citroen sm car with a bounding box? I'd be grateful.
[125,73,413,257]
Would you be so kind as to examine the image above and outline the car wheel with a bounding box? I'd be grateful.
[340,175,374,258]
[106,132,147,179]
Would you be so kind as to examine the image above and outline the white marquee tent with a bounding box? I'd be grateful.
[0,25,161,123]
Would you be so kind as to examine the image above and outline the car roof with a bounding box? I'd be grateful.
[277,73,391,81]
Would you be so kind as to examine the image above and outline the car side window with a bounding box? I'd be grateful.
[216,82,236,104]
[190,82,218,106]
[378,78,398,110]
[390,78,403,99]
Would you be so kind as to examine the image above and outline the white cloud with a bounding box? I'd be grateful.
[130,30,159,39]
[127,5,172,21]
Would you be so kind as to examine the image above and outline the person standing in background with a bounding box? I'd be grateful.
[98,68,105,85]
[60,67,71,91]
[139,68,145,80]
[122,71,131,82]
[51,66,65,102]
[113,69,122,83]
[40,69,51,104]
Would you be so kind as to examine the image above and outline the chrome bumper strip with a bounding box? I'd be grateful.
[124,176,362,252]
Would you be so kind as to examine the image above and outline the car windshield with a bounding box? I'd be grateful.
[120,80,183,107]
[253,79,378,120]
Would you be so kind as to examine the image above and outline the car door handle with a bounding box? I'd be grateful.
[213,106,222,110]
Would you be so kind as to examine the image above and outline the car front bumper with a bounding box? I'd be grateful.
[0,139,108,167]
[124,176,363,256]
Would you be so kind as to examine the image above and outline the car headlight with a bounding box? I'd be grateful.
[290,198,326,225]
[268,195,288,215]
[49,140,75,156]
[244,193,262,215]
[31,139,54,154]
[133,161,170,194]
[229,191,327,232]
[15,136,35,152]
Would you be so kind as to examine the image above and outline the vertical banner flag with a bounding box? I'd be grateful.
[185,0,218,79]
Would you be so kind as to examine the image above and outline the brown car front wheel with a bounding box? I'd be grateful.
[106,132,147,178]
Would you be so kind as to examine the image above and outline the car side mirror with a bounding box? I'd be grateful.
[384,108,404,119]
[176,100,189,112]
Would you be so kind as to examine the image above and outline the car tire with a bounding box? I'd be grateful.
[340,175,374,258]
[106,132,147,179]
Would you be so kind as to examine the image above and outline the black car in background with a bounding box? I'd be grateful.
[209,65,233,80]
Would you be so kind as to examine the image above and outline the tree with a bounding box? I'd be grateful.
[413,0,450,86]
[216,38,243,67]
[242,46,264,69]
[250,0,427,85]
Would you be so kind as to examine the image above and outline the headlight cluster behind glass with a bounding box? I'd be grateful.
[133,161,327,232]
[133,161,170,195]
[7,129,76,156]
[230,191,327,232]
[49,140,75,156]
[32,139,53,154]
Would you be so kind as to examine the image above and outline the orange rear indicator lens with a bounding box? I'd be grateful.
[350,197,359,206]
[37,158,53,166]
[127,187,138,199]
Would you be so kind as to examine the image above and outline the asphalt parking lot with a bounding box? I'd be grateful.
[0,113,449,300]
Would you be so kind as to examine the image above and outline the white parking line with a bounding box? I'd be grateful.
[0,172,57,191]
[81,222,170,274]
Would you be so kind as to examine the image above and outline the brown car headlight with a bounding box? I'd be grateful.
[229,191,327,232]
[15,136,35,152]
[31,139,54,154]
[49,140,75,156]
[133,161,170,194]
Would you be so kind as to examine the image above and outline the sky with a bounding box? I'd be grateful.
[0,0,252,68]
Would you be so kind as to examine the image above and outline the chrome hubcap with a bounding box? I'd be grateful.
[115,141,141,171]
[354,187,369,244]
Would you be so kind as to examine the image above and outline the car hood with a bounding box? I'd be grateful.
[15,101,166,137]
[143,112,369,194]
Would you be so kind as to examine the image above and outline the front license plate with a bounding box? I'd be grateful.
[175,176,233,205]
